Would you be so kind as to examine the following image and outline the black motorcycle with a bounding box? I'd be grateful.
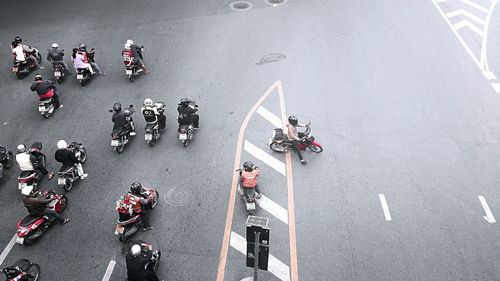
[110,105,135,153]
[52,62,65,84]
[0,146,14,180]
[57,142,87,191]
[1,258,40,281]
[144,102,166,147]
[12,45,42,80]
[76,67,92,86]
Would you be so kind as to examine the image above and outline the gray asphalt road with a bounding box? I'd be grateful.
[2,0,500,280]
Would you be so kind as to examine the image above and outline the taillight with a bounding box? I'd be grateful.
[17,227,29,237]
[18,176,34,183]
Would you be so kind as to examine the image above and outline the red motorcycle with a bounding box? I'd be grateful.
[115,187,159,242]
[269,122,323,153]
[16,191,67,246]
[1,259,40,281]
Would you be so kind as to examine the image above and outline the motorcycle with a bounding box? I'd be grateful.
[1,259,40,281]
[57,142,87,191]
[16,190,67,246]
[115,187,159,242]
[51,62,65,84]
[37,98,55,119]
[123,46,145,82]
[125,242,161,279]
[144,102,166,147]
[177,113,196,147]
[12,45,42,80]
[76,67,92,86]
[236,165,260,215]
[0,146,14,180]
[269,122,323,153]
[110,105,135,153]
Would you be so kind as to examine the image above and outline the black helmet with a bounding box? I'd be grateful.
[288,115,298,126]
[179,98,191,107]
[34,74,43,81]
[14,36,22,44]
[112,102,122,113]
[79,43,87,51]
[130,182,142,194]
[243,161,254,172]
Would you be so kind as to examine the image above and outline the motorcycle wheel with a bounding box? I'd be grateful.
[79,146,87,163]
[16,71,23,79]
[183,140,189,147]
[129,75,135,83]
[24,228,46,246]
[148,138,156,147]
[4,151,13,169]
[152,191,159,209]
[269,142,286,153]
[60,196,68,212]
[119,234,128,242]
[116,143,124,153]
[308,144,323,153]
[26,263,41,281]
[36,53,42,64]
[80,78,87,87]
[43,112,50,119]
[63,178,73,192]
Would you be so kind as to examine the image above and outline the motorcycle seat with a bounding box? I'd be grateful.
[59,165,75,173]
[145,122,157,130]
[20,215,42,227]
[19,171,36,178]
[243,187,256,199]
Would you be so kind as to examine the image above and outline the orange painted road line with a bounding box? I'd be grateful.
[277,81,299,281]
[216,81,281,281]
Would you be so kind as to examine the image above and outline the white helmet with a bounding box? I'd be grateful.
[21,185,33,196]
[131,244,141,257]
[16,144,26,153]
[51,42,59,48]
[57,140,67,150]
[126,39,134,45]
[144,98,153,107]
[124,43,131,50]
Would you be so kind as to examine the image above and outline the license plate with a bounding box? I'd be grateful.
[77,74,83,80]
[111,140,119,147]
[54,71,61,77]
[145,134,152,140]
[38,106,46,112]
[125,69,133,75]
[115,225,124,234]
[58,178,66,185]
[18,183,26,190]
[179,133,187,141]
[16,236,24,244]
[12,67,18,72]
[246,202,256,210]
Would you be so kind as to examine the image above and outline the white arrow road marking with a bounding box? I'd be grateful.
[454,20,484,36]
[257,106,283,128]
[479,196,496,223]
[259,195,289,224]
[0,235,16,266]
[230,231,291,281]
[490,83,500,93]
[483,70,497,80]
[101,260,116,281]
[244,140,286,176]
[378,194,392,221]
[446,9,486,25]
[460,0,489,13]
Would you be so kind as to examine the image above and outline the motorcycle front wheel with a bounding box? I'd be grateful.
[308,144,323,153]
[26,263,41,281]
[269,142,286,153]
[4,151,14,169]
[78,146,87,163]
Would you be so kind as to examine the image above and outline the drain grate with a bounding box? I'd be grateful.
[266,0,287,5]
[229,1,253,11]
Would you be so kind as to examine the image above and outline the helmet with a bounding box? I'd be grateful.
[288,115,298,126]
[16,144,26,153]
[34,74,43,81]
[14,36,22,44]
[51,42,59,48]
[130,182,142,194]
[126,39,134,45]
[21,185,34,196]
[144,98,153,107]
[243,161,254,172]
[112,102,122,113]
[124,43,131,50]
[180,98,191,107]
[57,140,67,150]
[131,244,141,257]
[79,43,87,51]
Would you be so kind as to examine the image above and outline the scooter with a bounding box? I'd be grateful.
[12,45,42,80]
[76,67,92,86]
[51,62,65,84]
[144,102,166,147]
[57,142,87,191]
[37,98,55,119]
[236,165,260,214]
[110,105,135,153]
[123,46,145,83]
[0,146,14,180]
[1,259,40,281]
[115,187,159,242]
[16,190,67,246]
[177,114,194,147]
[268,122,323,153]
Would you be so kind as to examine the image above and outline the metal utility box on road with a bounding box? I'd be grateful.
[246,216,270,271]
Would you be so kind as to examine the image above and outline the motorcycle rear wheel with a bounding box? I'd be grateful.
[24,228,46,246]
[79,146,87,163]
[26,263,41,281]
[129,75,135,83]
[148,138,156,147]
[152,191,159,209]
[308,144,323,153]
[63,178,73,192]
[43,112,50,119]
[115,144,124,153]
[60,196,68,212]
[269,142,286,153]
[4,151,14,169]
[183,140,189,147]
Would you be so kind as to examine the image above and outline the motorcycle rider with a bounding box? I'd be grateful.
[78,43,105,75]
[54,140,87,180]
[240,161,262,198]
[177,98,199,129]
[47,42,72,75]
[123,182,153,231]
[22,187,70,224]
[123,39,150,74]
[112,102,136,136]
[71,48,94,75]
[15,143,53,180]
[126,244,160,281]
[286,115,307,165]
[141,98,166,129]
[30,74,62,109]
[11,36,42,70]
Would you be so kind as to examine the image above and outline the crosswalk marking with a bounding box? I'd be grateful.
[454,20,484,36]
[259,195,289,224]
[230,231,291,281]
[446,9,486,25]
[460,0,488,12]
[257,106,283,128]
[378,194,392,221]
[244,140,286,176]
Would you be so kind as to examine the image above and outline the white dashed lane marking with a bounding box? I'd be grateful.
[0,234,16,266]
[257,106,283,128]
[479,195,496,224]
[101,260,116,281]
[259,195,289,225]
[378,194,392,221]
[244,140,286,176]
[230,231,291,281]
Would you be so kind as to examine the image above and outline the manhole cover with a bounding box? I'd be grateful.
[266,0,287,6]
[229,1,253,11]
[164,186,194,206]
[256,53,286,65]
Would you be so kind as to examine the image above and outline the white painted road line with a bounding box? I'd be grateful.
[454,20,484,36]
[446,10,486,25]
[230,231,291,281]
[378,194,392,221]
[0,234,17,266]
[490,83,500,93]
[460,0,489,13]
[479,196,496,224]
[259,195,289,224]
[244,140,286,176]
[101,260,116,281]
[257,106,283,128]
